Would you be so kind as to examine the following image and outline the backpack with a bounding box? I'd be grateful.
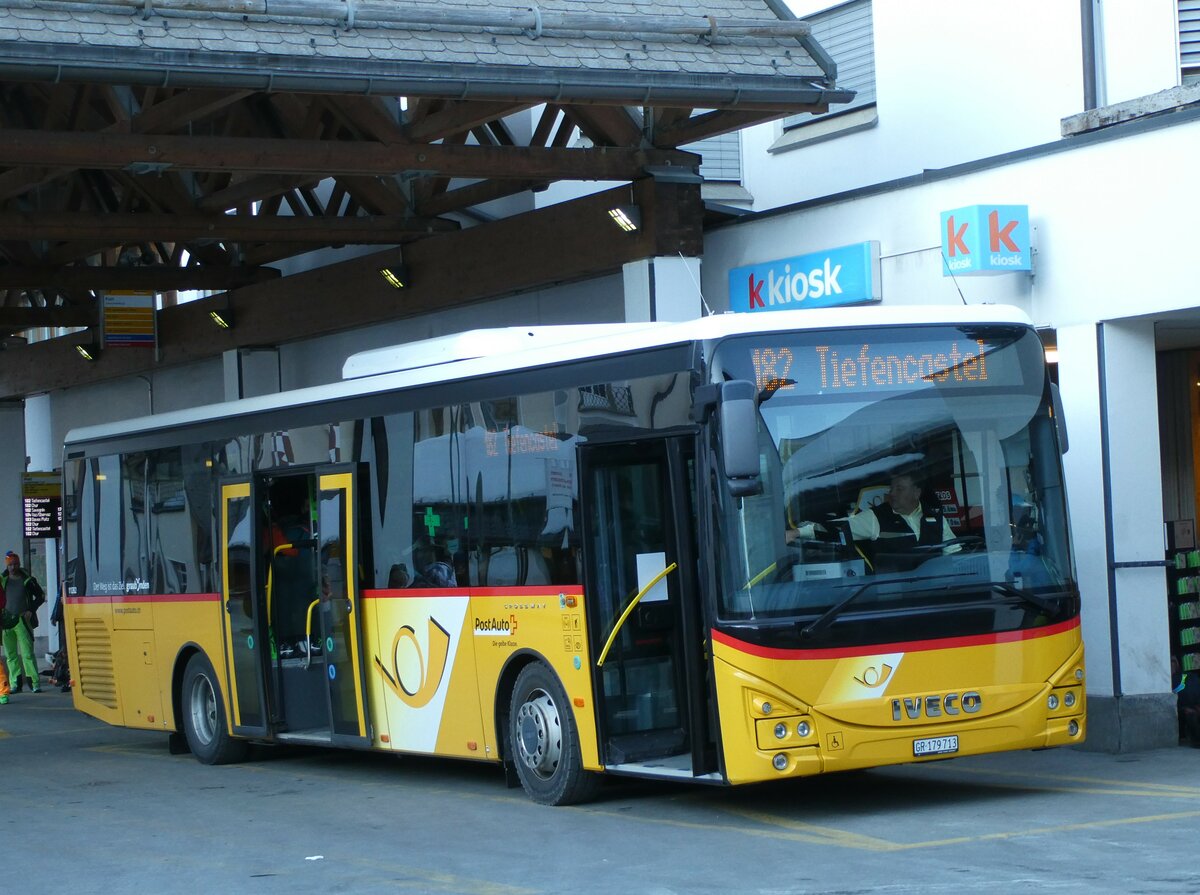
[50,649,70,689]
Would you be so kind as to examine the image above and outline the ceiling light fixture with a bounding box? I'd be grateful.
[607,205,641,232]
[379,265,409,289]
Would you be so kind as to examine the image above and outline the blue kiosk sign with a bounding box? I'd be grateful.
[729,241,882,313]
[940,204,1031,275]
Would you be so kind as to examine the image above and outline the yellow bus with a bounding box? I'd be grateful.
[62,305,1083,804]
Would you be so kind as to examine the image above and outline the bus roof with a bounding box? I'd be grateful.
[64,304,1033,448]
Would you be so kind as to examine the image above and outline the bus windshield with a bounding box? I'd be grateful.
[709,324,1077,646]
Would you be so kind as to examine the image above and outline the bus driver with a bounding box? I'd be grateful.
[790,469,957,570]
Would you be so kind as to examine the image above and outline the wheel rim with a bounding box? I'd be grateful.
[188,672,218,746]
[515,687,562,780]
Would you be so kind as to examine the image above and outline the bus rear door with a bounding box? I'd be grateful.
[219,479,269,738]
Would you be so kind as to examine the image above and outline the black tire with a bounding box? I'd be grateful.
[508,662,600,806]
[181,652,248,765]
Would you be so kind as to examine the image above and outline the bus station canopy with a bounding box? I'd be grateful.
[0,0,852,397]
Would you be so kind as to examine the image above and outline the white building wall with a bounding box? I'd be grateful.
[751,1,1086,209]
[757,0,1185,212]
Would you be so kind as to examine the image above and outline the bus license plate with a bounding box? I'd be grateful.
[913,735,958,757]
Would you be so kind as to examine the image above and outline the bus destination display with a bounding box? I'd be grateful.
[751,339,997,395]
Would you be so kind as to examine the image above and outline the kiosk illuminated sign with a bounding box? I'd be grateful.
[940,204,1031,275]
[730,241,882,313]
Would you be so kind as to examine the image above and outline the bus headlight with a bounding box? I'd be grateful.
[1048,694,1059,710]
[772,753,789,771]
[797,721,811,738]
[1064,690,1077,708]
[761,702,773,716]
[774,722,788,739]
[1068,720,1080,736]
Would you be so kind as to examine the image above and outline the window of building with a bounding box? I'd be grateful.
[1182,1,1200,86]
[785,0,875,129]
[682,132,742,183]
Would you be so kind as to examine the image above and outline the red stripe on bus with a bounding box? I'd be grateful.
[711,616,1080,660]
[469,586,584,598]
[363,586,583,600]
[65,593,220,604]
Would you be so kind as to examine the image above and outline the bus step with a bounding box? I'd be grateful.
[605,728,686,764]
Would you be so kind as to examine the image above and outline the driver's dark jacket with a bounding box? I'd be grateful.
[870,503,946,548]
[861,503,947,573]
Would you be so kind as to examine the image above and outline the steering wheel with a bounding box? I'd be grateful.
[911,535,985,554]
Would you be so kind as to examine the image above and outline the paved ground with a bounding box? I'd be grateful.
[3,687,1198,894]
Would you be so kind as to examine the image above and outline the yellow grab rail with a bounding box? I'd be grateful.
[596,562,677,668]
[266,542,298,629]
[304,599,320,669]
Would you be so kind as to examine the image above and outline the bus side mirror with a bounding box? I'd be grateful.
[1050,383,1069,454]
[720,380,762,497]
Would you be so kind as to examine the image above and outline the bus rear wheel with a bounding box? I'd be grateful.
[508,662,599,806]
[181,652,248,765]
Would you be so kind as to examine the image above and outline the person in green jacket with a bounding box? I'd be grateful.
[2,551,45,694]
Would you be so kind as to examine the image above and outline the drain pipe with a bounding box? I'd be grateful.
[1080,0,1106,110]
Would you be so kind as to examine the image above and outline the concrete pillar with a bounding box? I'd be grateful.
[0,400,25,562]
[622,256,705,323]
[23,393,59,657]
[223,347,280,401]
[1058,320,1175,751]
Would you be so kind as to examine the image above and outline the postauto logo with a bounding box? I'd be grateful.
[729,241,881,313]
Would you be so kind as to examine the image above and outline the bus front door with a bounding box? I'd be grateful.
[581,437,713,777]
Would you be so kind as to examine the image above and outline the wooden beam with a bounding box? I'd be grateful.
[563,105,644,148]
[196,174,320,212]
[415,177,544,218]
[0,128,694,181]
[0,265,281,291]
[132,88,254,134]
[321,95,410,144]
[0,306,93,328]
[0,210,458,243]
[0,180,704,397]
[404,101,534,143]
[655,108,825,146]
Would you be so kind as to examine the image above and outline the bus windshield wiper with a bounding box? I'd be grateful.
[798,576,924,640]
[991,581,1063,614]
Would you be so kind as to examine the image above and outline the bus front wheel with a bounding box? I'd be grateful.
[508,662,599,806]
[181,652,248,765]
